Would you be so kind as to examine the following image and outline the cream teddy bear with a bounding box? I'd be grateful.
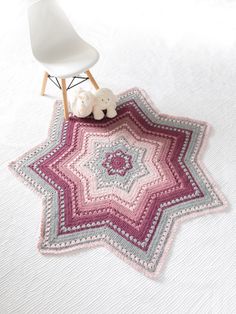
[71,88,117,120]
[93,88,118,120]
[70,89,94,118]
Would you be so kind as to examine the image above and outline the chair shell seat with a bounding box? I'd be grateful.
[38,43,99,79]
[28,0,99,78]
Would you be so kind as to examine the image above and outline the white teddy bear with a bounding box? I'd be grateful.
[70,89,94,118]
[71,88,117,120]
[93,88,118,120]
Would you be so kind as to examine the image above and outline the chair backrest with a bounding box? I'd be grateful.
[28,0,80,61]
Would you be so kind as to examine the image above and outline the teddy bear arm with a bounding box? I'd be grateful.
[106,106,117,118]
[93,107,105,120]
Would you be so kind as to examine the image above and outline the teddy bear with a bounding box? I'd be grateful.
[70,88,117,120]
[70,88,94,118]
[93,88,118,120]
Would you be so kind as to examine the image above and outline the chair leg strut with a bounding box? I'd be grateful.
[85,70,99,90]
[61,79,69,120]
[41,71,49,96]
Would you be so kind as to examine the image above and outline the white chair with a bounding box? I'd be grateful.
[28,0,100,120]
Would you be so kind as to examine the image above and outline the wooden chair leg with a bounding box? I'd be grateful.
[85,70,99,90]
[61,79,69,120]
[41,71,49,96]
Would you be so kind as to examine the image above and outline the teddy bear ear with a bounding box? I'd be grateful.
[73,87,82,98]
[70,97,77,114]
[77,87,83,94]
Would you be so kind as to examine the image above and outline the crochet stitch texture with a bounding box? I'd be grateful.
[9,88,227,278]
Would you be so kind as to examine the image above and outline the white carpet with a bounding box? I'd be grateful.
[0,0,236,313]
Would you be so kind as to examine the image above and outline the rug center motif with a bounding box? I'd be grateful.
[66,131,168,212]
[102,149,133,176]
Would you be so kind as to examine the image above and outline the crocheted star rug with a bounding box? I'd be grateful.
[9,88,227,278]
